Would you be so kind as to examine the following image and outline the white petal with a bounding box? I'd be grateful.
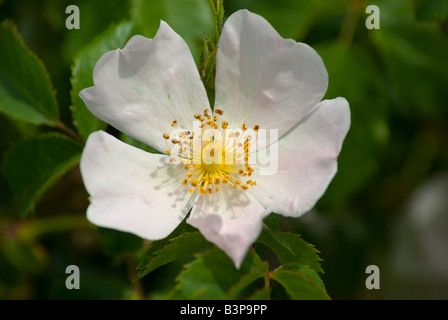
[80,21,210,153]
[248,97,350,217]
[187,185,269,268]
[80,131,195,239]
[215,10,328,138]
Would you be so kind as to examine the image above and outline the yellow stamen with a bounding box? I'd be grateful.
[164,110,259,196]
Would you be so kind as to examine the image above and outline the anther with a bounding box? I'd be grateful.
[168,109,259,196]
[191,180,199,188]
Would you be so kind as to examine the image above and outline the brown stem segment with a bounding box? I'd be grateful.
[56,121,82,142]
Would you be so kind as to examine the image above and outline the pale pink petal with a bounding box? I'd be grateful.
[248,97,350,217]
[187,184,269,268]
[80,131,194,239]
[80,21,210,153]
[214,9,328,138]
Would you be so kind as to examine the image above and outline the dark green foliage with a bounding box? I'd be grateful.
[0,21,59,125]
[0,0,447,300]
[2,134,82,216]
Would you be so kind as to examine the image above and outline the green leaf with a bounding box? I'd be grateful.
[200,44,218,90]
[168,248,267,300]
[246,286,271,300]
[136,231,211,280]
[131,0,213,63]
[279,263,325,289]
[224,260,269,299]
[257,231,323,273]
[136,221,195,275]
[0,21,59,125]
[2,134,82,217]
[270,265,330,300]
[263,214,280,232]
[262,226,296,256]
[207,0,224,41]
[70,21,134,140]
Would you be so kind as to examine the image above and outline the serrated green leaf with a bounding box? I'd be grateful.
[2,134,82,217]
[0,21,59,125]
[224,260,269,299]
[263,214,280,231]
[70,21,134,140]
[131,0,213,63]
[270,266,330,300]
[262,225,296,256]
[246,286,271,300]
[136,231,211,280]
[168,248,267,300]
[136,220,195,275]
[201,45,217,90]
[257,232,323,273]
[279,263,325,289]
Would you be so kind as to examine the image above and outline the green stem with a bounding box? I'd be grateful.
[207,0,224,43]
[17,215,92,242]
[126,253,145,300]
[56,121,82,142]
[338,0,364,47]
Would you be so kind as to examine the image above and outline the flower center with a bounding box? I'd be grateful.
[163,109,259,195]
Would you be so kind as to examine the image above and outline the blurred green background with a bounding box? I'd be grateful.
[0,0,447,299]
